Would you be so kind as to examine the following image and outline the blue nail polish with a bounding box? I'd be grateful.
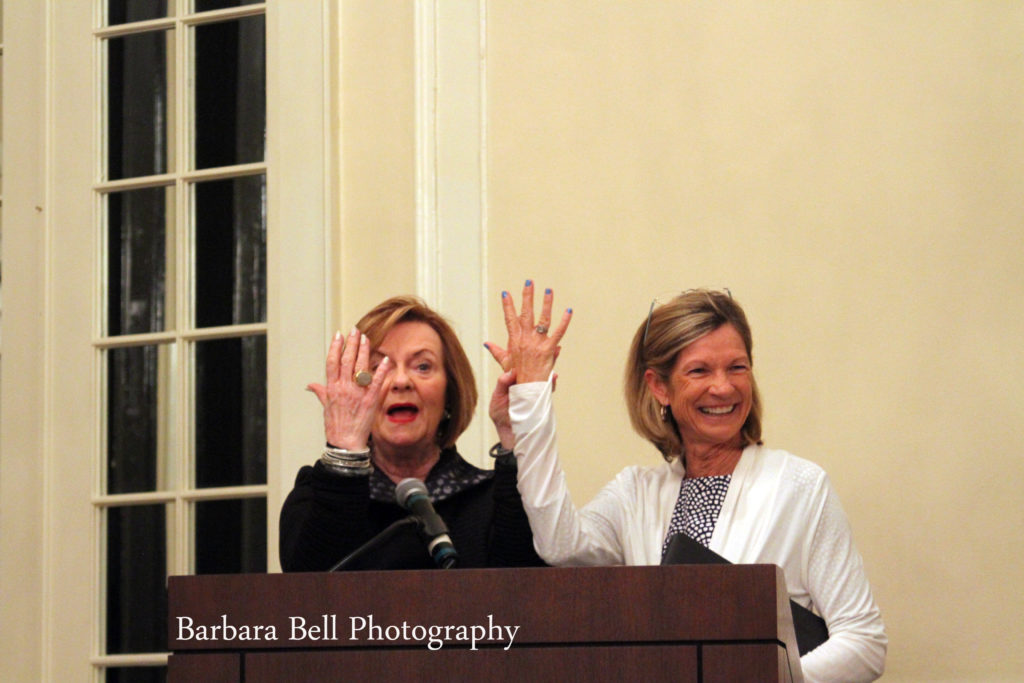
[545,288,552,295]
[501,291,508,298]
[567,308,573,314]
[525,280,532,287]
[483,342,489,349]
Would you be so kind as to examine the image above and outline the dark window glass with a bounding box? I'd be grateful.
[194,175,266,328]
[106,505,168,654]
[107,31,172,180]
[195,0,261,11]
[195,336,266,488]
[107,345,174,494]
[105,666,167,683]
[108,187,174,336]
[195,498,267,573]
[194,16,265,169]
[108,0,169,26]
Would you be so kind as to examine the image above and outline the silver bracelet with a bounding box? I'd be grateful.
[321,444,372,476]
[489,442,514,459]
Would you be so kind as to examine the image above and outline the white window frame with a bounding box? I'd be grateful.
[0,1,333,678]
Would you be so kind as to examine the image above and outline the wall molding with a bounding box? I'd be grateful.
[415,0,489,461]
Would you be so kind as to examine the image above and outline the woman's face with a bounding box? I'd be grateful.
[649,324,753,453]
[370,321,449,457]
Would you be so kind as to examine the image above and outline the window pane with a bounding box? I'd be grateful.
[194,16,265,169]
[195,336,266,487]
[195,498,267,574]
[108,187,175,336]
[194,175,266,328]
[107,30,174,180]
[107,344,176,494]
[108,0,169,26]
[195,0,261,11]
[106,504,170,654]
[105,667,167,683]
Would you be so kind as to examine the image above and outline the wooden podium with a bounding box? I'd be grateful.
[168,565,803,682]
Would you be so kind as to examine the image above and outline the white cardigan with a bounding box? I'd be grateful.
[510,378,887,683]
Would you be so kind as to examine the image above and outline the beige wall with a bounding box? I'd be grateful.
[0,2,47,680]
[340,2,1024,681]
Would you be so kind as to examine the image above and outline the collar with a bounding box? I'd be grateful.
[369,448,493,504]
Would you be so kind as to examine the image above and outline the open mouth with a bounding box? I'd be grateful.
[386,403,420,423]
[699,405,736,416]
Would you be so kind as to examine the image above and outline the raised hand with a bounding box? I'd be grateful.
[307,327,391,450]
[485,280,572,384]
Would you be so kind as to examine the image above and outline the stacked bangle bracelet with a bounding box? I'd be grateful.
[489,442,514,459]
[320,444,372,476]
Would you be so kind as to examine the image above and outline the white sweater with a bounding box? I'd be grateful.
[510,378,886,683]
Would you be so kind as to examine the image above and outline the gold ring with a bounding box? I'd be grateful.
[353,370,373,387]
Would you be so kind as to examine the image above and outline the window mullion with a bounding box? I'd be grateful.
[174,7,191,580]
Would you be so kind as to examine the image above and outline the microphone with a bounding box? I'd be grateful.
[395,478,458,569]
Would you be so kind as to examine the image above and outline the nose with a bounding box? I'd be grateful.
[708,370,734,395]
[389,364,412,390]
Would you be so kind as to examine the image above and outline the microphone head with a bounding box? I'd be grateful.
[395,477,428,509]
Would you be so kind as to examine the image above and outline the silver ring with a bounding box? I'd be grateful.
[353,369,373,387]
[535,324,549,335]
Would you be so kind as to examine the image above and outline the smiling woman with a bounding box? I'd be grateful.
[278,296,545,572]
[495,286,887,683]
[644,324,755,477]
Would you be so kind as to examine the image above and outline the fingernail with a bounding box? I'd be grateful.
[483,342,490,349]
[502,291,508,298]
[525,279,532,287]
[567,307,573,314]
[545,288,552,295]
[361,334,368,344]
[350,326,359,336]
[334,330,342,340]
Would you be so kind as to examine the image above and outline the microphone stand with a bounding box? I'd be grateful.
[328,516,419,572]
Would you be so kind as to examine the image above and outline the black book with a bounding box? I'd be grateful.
[661,533,828,656]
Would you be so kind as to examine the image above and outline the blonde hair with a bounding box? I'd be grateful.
[624,290,762,461]
[356,296,477,449]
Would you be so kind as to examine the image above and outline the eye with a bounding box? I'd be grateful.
[730,363,750,373]
[415,361,434,373]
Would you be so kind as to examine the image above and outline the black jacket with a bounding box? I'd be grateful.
[279,448,544,571]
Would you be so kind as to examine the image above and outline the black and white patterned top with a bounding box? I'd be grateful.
[368,448,492,504]
[661,475,732,558]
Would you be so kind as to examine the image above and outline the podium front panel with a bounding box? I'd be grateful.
[168,565,802,682]
[246,645,699,682]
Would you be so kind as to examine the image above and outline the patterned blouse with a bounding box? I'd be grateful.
[661,474,732,558]
[368,448,492,503]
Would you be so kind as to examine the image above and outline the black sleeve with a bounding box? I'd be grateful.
[487,454,546,567]
[278,462,374,572]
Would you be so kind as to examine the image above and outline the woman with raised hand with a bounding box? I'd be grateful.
[490,284,885,682]
[280,295,543,571]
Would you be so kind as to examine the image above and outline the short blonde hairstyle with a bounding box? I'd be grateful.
[356,296,477,450]
[624,290,763,461]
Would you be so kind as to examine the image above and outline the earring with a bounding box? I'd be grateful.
[437,409,452,442]
[660,404,671,422]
